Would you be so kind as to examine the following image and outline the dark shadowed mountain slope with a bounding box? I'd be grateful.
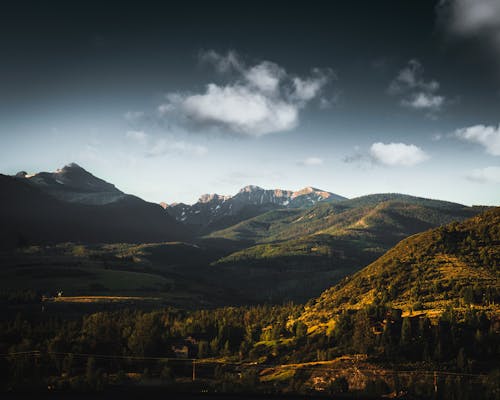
[0,174,190,248]
[14,163,127,205]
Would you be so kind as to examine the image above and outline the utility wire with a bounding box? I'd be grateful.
[0,350,489,379]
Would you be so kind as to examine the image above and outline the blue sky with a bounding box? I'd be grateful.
[1,1,499,205]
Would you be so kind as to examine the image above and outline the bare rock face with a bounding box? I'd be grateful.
[164,184,346,233]
[198,193,231,203]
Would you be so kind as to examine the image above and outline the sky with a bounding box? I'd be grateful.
[1,0,500,206]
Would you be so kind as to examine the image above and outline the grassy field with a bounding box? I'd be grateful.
[0,241,249,308]
[0,261,172,294]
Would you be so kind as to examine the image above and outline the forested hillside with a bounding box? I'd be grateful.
[302,207,500,329]
[209,196,486,302]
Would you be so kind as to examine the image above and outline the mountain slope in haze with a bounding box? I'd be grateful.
[164,185,346,234]
[0,173,190,248]
[214,194,484,264]
[210,195,487,303]
[14,163,127,205]
[302,207,500,329]
[208,193,482,244]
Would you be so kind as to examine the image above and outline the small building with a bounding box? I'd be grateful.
[172,345,189,359]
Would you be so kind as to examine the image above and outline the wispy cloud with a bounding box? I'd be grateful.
[369,142,429,166]
[437,0,500,61]
[245,61,286,94]
[466,166,500,183]
[123,111,145,121]
[454,124,500,155]
[125,131,207,157]
[342,146,369,166]
[158,50,334,137]
[401,92,445,111]
[298,157,324,166]
[199,49,243,73]
[432,133,444,141]
[342,151,370,166]
[388,59,446,115]
[291,68,333,103]
[126,130,148,143]
[146,139,208,157]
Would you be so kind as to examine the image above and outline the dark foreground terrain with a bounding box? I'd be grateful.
[0,170,498,398]
[2,391,385,400]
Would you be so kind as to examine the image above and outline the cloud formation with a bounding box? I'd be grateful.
[299,157,324,166]
[158,51,333,137]
[343,143,429,168]
[125,131,207,157]
[124,111,145,121]
[438,0,500,58]
[146,139,208,157]
[388,59,445,114]
[454,124,500,155]
[370,142,429,166]
[199,49,242,73]
[126,130,148,143]
[179,84,298,135]
[466,166,500,183]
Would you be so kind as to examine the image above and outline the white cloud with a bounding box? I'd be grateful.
[124,111,145,121]
[402,92,445,110]
[158,51,333,137]
[388,59,421,92]
[299,157,324,166]
[466,166,500,183]
[388,59,445,113]
[199,50,243,73]
[370,142,429,166]
[126,130,148,143]
[244,61,285,94]
[292,69,332,102]
[146,139,208,157]
[342,151,369,165]
[126,131,207,157]
[454,124,500,155]
[438,0,500,57]
[180,84,298,136]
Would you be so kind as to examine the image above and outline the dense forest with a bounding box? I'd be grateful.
[0,301,498,398]
[0,208,499,398]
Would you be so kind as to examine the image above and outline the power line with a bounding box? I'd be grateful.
[0,350,489,379]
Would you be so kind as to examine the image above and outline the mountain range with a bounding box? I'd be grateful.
[209,194,487,302]
[1,164,189,247]
[1,162,495,305]
[0,164,499,400]
[164,185,346,234]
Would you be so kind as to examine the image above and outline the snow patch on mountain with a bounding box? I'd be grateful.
[163,185,346,232]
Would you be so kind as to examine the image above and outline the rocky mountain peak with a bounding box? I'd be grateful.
[13,163,125,205]
[198,193,231,203]
[238,185,264,193]
[165,184,347,233]
[57,162,84,173]
[292,186,333,199]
